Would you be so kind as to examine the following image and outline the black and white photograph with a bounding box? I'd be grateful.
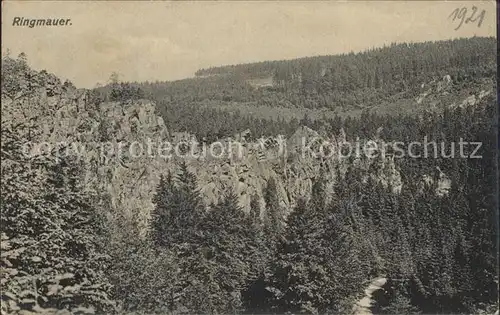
[1,1,498,314]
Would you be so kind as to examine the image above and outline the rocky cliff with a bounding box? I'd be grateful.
[7,68,484,236]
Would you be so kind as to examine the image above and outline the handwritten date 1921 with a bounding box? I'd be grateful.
[449,6,485,31]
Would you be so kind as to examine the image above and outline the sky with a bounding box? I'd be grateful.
[1,1,496,88]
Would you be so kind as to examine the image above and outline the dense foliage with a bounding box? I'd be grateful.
[110,95,497,314]
[94,37,495,111]
[90,37,495,141]
[2,37,498,315]
[1,55,114,314]
[193,37,495,109]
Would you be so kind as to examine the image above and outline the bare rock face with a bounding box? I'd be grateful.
[478,90,491,100]
[3,72,404,236]
[460,95,477,108]
[437,74,453,92]
[416,75,453,104]
[417,74,494,112]
[419,167,451,197]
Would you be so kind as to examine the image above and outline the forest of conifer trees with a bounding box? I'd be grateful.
[104,96,496,314]
[88,37,496,142]
[1,36,498,315]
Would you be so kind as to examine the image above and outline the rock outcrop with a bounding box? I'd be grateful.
[416,74,493,111]
[1,70,417,236]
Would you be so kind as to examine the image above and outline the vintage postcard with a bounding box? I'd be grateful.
[1,1,498,314]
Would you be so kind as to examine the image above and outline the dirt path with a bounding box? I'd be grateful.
[352,277,387,315]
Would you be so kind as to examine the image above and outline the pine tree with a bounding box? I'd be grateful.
[263,177,284,248]
[268,192,371,314]
[310,175,327,212]
[247,194,266,277]
[151,163,203,249]
[198,190,255,313]
[249,193,262,228]
[1,123,114,314]
[151,172,174,247]
[149,164,217,313]
[241,194,272,313]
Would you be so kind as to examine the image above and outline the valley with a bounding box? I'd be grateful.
[1,37,498,315]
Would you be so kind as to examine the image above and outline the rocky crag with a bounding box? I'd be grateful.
[4,69,487,236]
[415,74,492,110]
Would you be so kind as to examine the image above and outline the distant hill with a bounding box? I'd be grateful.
[194,37,496,84]
[121,37,495,110]
[190,37,495,106]
[89,37,496,140]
